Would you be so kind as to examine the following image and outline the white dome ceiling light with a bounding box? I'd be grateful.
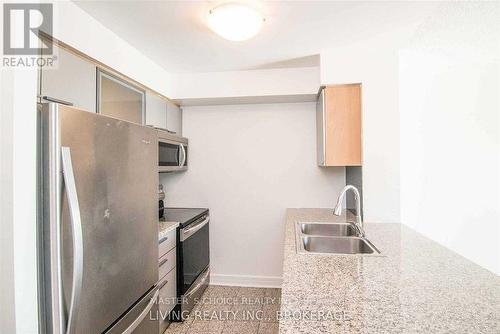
[207,3,265,41]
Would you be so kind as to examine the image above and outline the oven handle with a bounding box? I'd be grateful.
[184,268,210,298]
[180,216,209,241]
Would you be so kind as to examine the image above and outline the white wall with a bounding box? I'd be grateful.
[168,67,319,101]
[0,68,39,334]
[0,69,19,334]
[160,103,345,286]
[319,28,413,223]
[400,2,500,275]
[1,3,42,330]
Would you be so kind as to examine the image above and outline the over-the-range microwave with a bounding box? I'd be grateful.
[156,128,188,173]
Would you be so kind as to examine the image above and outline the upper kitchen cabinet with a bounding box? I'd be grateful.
[145,91,167,129]
[166,101,182,136]
[146,91,184,136]
[97,69,145,125]
[40,45,96,112]
[317,84,362,166]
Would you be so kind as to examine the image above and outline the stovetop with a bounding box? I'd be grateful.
[163,208,209,228]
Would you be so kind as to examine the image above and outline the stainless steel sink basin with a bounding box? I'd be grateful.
[299,222,358,237]
[295,222,381,255]
[300,236,376,254]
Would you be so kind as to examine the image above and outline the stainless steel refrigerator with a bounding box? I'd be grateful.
[38,103,159,334]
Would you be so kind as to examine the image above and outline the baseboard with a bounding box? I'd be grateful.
[210,273,283,288]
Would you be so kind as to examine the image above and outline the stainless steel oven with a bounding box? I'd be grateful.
[157,129,188,173]
[164,208,210,321]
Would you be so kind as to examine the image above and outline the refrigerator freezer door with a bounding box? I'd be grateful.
[45,104,158,334]
[105,287,159,334]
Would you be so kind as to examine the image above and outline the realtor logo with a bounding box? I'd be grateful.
[3,3,53,55]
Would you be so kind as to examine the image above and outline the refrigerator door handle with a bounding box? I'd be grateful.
[61,147,84,334]
[122,289,159,334]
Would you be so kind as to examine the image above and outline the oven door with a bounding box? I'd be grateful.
[179,216,210,294]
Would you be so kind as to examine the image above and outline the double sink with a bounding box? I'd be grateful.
[295,222,381,255]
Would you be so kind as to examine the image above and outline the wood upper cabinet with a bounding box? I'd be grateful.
[317,84,362,166]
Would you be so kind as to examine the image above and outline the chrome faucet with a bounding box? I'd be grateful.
[333,185,365,237]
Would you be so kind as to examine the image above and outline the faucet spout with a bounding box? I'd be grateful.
[333,196,343,216]
[333,185,365,237]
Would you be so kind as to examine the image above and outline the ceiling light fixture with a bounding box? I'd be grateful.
[207,3,264,41]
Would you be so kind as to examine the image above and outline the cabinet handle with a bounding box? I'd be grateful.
[159,279,169,290]
[159,256,169,267]
[41,96,74,106]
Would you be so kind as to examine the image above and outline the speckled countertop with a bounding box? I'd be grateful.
[279,208,500,333]
[159,220,179,242]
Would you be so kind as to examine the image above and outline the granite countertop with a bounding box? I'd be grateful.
[279,208,500,333]
[158,220,179,242]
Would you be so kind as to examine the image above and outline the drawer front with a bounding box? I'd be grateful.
[159,248,176,281]
[158,268,177,333]
[105,287,159,334]
[159,229,176,259]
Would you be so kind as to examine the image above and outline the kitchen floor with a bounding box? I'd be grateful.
[165,286,281,334]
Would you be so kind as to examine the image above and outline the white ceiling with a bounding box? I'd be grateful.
[74,1,438,73]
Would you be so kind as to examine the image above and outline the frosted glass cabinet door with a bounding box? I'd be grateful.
[40,46,97,112]
[97,70,145,125]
